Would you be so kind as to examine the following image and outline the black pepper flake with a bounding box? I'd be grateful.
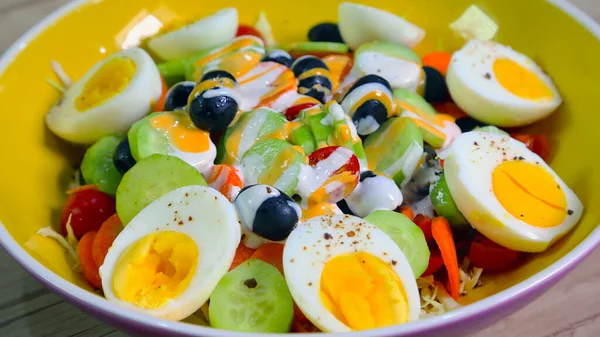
[518,156,525,161]
[520,214,524,217]
[178,220,184,225]
[347,231,356,238]
[568,210,574,215]
[185,193,189,197]
[303,246,307,251]
[214,196,217,200]
[324,233,332,240]
[513,156,518,160]
[484,73,492,80]
[308,282,313,286]
[244,278,258,289]
[474,141,479,146]
[352,241,359,245]
[392,260,397,266]
[189,216,193,221]
[266,186,272,193]
[362,260,366,264]
[168,203,172,207]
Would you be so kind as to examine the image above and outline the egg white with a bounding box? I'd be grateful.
[46,48,162,144]
[443,132,583,252]
[447,40,562,127]
[283,214,420,332]
[99,185,241,321]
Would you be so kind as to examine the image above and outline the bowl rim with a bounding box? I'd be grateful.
[1,0,600,336]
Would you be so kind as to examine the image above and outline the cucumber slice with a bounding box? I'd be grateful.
[80,135,123,196]
[364,210,430,277]
[430,173,469,229]
[209,259,293,333]
[289,124,316,154]
[116,154,207,225]
[277,41,349,54]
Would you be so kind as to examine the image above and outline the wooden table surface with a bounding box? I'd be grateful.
[0,0,599,336]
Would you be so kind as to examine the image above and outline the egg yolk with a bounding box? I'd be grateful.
[320,252,409,330]
[492,161,567,228]
[151,112,211,153]
[112,231,198,309]
[492,58,554,101]
[75,57,136,112]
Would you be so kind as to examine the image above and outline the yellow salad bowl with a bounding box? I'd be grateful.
[0,0,599,336]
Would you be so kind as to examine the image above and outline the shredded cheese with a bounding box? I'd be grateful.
[417,276,446,317]
[36,214,80,271]
[51,60,72,87]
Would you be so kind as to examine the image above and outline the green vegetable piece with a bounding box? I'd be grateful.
[80,135,123,196]
[217,108,288,164]
[394,88,448,148]
[209,259,294,333]
[116,154,207,225]
[355,41,421,64]
[289,124,317,154]
[430,173,470,229]
[240,139,305,195]
[276,41,349,54]
[365,210,430,277]
[364,117,424,186]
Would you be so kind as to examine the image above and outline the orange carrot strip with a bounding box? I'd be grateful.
[399,205,415,220]
[154,76,168,112]
[251,243,285,274]
[66,184,99,195]
[229,244,256,271]
[92,214,123,268]
[431,216,460,300]
[422,52,452,76]
[78,231,102,289]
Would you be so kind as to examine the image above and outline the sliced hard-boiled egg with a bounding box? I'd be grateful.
[99,185,241,321]
[46,48,162,144]
[283,214,420,332]
[338,2,425,50]
[443,132,583,252]
[147,8,238,61]
[447,40,562,127]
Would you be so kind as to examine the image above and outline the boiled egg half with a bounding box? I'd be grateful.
[99,185,241,321]
[283,214,420,332]
[447,40,562,127]
[46,48,162,144]
[443,132,583,252]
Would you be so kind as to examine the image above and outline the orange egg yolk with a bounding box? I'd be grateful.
[320,252,409,330]
[492,161,567,228]
[75,57,136,111]
[112,231,198,309]
[151,111,211,153]
[493,58,554,100]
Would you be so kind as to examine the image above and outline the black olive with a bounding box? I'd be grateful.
[200,70,237,83]
[291,56,329,77]
[234,185,301,242]
[343,74,392,101]
[359,170,377,182]
[113,136,136,175]
[261,49,294,68]
[423,66,450,104]
[351,100,389,135]
[336,199,355,215]
[188,94,238,132]
[298,75,333,104]
[164,81,195,111]
[308,23,344,43]
[456,117,488,132]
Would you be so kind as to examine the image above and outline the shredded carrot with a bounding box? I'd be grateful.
[399,205,415,220]
[431,217,460,300]
[229,244,256,271]
[251,243,285,274]
[422,52,452,76]
[154,76,168,112]
[78,231,102,289]
[92,214,123,268]
[66,184,98,195]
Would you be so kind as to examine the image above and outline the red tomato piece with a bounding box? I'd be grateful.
[250,243,285,274]
[307,146,360,203]
[422,52,452,76]
[91,214,123,268]
[236,25,264,42]
[433,102,467,120]
[468,234,521,271]
[284,103,318,121]
[413,214,433,243]
[229,244,256,271]
[532,134,551,161]
[422,250,444,277]
[61,189,116,238]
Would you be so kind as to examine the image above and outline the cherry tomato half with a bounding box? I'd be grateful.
[61,188,116,238]
[422,250,444,277]
[307,146,360,203]
[468,234,521,271]
[413,214,433,243]
[511,134,551,161]
[236,25,264,42]
[284,103,318,121]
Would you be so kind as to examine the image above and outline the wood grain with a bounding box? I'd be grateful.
[0,0,598,336]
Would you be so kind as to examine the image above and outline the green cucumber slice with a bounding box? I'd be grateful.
[430,173,470,229]
[116,154,207,225]
[290,124,317,154]
[80,135,123,196]
[277,41,349,54]
[365,210,430,277]
[209,259,293,333]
